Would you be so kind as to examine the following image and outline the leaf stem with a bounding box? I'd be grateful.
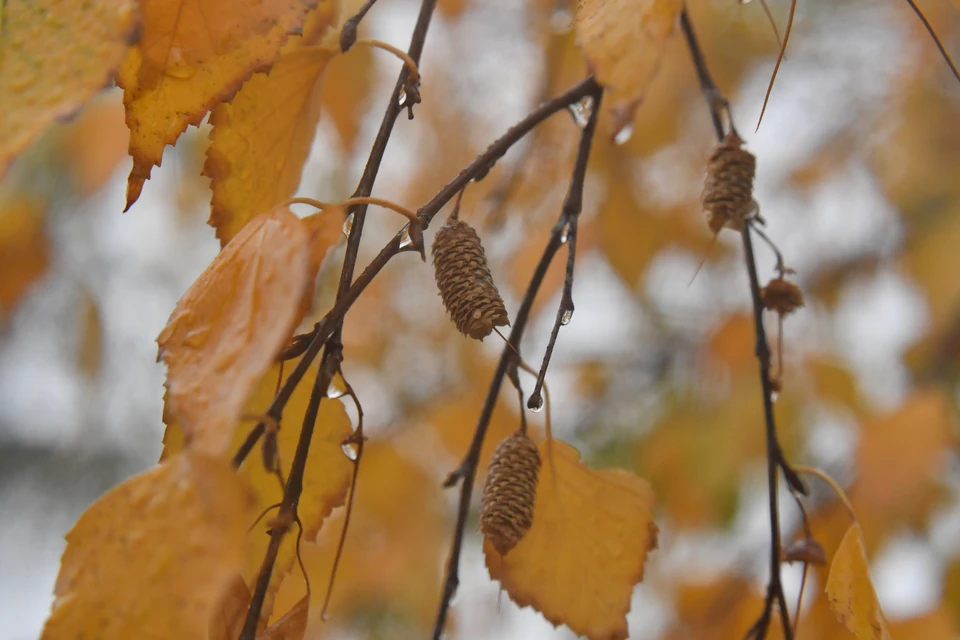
[351,38,421,84]
[793,465,857,521]
[286,196,420,225]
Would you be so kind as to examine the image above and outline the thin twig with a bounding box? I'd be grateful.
[340,0,380,52]
[902,0,960,85]
[431,80,604,640]
[527,89,602,410]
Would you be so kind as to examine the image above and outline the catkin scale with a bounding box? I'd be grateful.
[761,277,804,315]
[702,132,757,233]
[432,218,509,340]
[479,432,540,556]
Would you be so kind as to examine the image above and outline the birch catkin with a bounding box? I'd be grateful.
[432,218,509,340]
[702,131,757,233]
[480,432,540,556]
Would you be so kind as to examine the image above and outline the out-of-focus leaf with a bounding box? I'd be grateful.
[163,356,353,620]
[485,440,657,640]
[319,43,374,149]
[157,207,313,457]
[0,196,49,322]
[825,523,891,640]
[60,96,130,195]
[805,356,859,410]
[117,0,324,210]
[77,290,104,379]
[271,442,445,632]
[205,6,337,246]
[0,0,138,180]
[41,452,254,640]
[258,596,308,640]
[575,0,682,136]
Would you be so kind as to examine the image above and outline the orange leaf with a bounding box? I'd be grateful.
[825,523,892,640]
[158,207,314,457]
[258,596,308,640]
[575,0,682,135]
[41,452,254,640]
[485,440,658,640]
[117,0,325,210]
[0,195,49,323]
[205,45,337,245]
[209,575,253,640]
[163,356,353,619]
[0,0,138,180]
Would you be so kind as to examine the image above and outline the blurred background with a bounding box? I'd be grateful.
[1,0,959,637]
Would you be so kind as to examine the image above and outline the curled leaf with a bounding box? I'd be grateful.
[826,523,892,640]
[158,207,314,457]
[42,452,254,640]
[485,440,658,640]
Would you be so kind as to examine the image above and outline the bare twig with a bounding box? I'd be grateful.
[527,89,602,411]
[902,0,960,85]
[681,7,805,639]
[431,80,604,640]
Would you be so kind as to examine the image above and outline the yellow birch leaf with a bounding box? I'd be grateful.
[41,452,254,640]
[258,596,308,640]
[825,523,892,640]
[157,207,313,457]
[0,0,138,180]
[0,195,49,323]
[163,356,353,620]
[575,0,682,135]
[485,440,658,640]
[117,0,325,210]
[205,46,337,245]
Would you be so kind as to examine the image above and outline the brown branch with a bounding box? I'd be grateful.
[902,0,960,84]
[681,7,804,640]
[231,76,602,470]
[527,89,602,410]
[431,81,604,640]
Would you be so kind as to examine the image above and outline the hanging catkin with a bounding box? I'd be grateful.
[702,131,757,233]
[480,432,540,556]
[432,218,509,340]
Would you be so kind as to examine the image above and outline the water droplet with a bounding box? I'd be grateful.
[560,308,573,325]
[614,122,634,145]
[560,224,570,244]
[341,441,359,461]
[326,382,346,399]
[164,47,197,79]
[342,212,354,238]
[398,90,407,107]
[529,395,544,413]
[770,390,780,403]
[398,226,413,249]
[567,96,594,130]
[550,8,573,33]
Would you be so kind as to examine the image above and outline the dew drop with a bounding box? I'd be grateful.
[342,212,354,238]
[770,390,780,403]
[567,96,594,130]
[560,308,574,326]
[164,47,197,79]
[326,382,346,400]
[549,8,573,33]
[560,224,570,244]
[341,441,359,461]
[398,226,413,249]
[398,90,408,107]
[529,394,544,413]
[614,122,634,145]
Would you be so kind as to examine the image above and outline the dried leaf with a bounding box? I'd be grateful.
[117,0,323,210]
[209,575,253,640]
[825,523,892,640]
[157,207,314,457]
[204,15,338,245]
[0,196,50,322]
[41,452,253,640]
[575,0,682,136]
[0,0,138,180]
[485,440,658,640]
[163,356,353,620]
[258,596,308,640]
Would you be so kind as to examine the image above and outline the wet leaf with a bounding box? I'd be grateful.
[825,523,891,640]
[41,452,254,640]
[0,195,50,322]
[575,0,682,137]
[163,356,353,620]
[157,207,314,457]
[117,0,324,210]
[485,440,658,640]
[205,10,338,245]
[0,0,138,180]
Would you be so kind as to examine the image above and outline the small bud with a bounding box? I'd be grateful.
[761,277,805,315]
